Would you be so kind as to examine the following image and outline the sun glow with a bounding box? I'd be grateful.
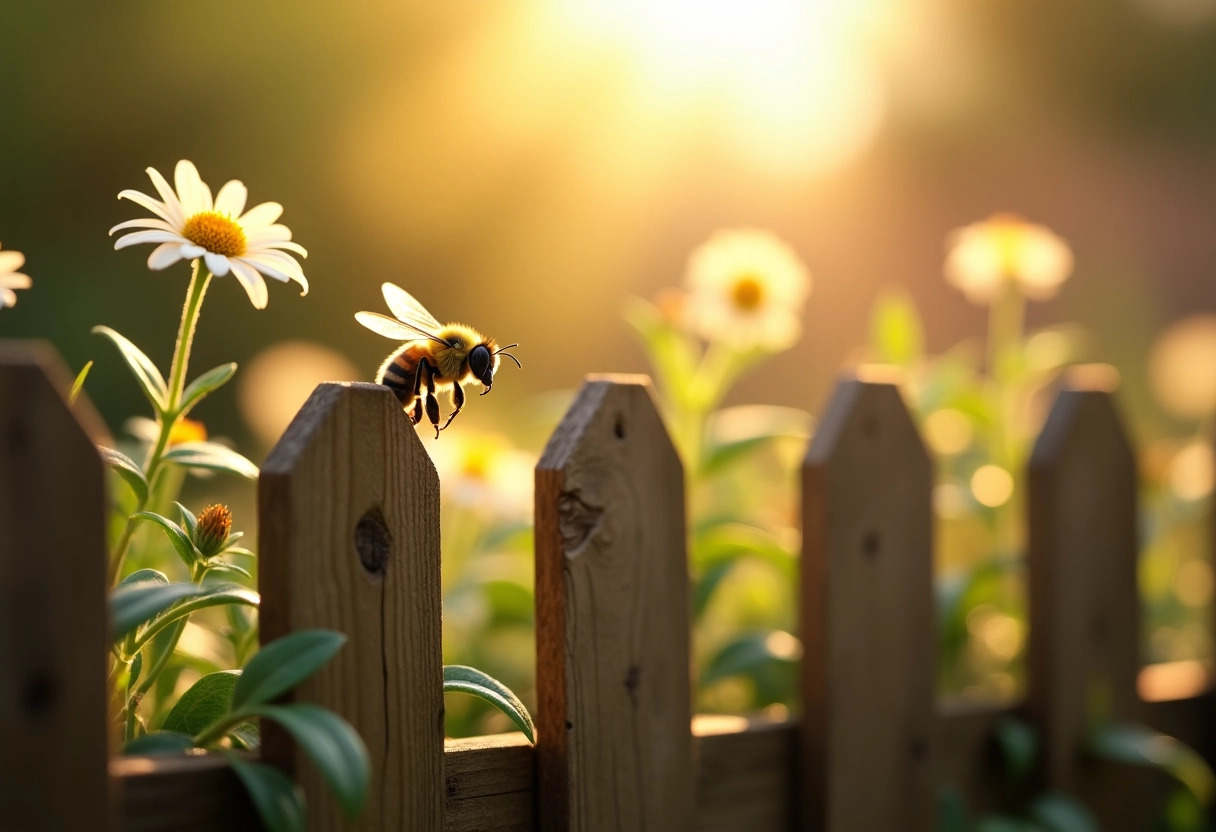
[555,0,888,176]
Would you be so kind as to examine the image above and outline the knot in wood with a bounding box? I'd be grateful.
[355,506,392,577]
[557,491,604,555]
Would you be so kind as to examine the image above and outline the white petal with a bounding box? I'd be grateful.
[214,180,248,217]
[245,223,292,243]
[238,201,283,229]
[0,288,15,308]
[0,250,25,272]
[203,251,231,277]
[114,230,189,250]
[117,189,177,225]
[175,160,212,215]
[109,218,176,235]
[258,239,307,258]
[244,250,303,279]
[181,243,206,258]
[0,272,32,289]
[147,243,185,270]
[227,260,269,309]
[144,166,184,226]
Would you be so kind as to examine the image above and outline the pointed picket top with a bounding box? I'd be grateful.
[535,374,694,832]
[801,374,935,832]
[1028,372,1139,798]
[0,343,110,829]
[260,382,443,830]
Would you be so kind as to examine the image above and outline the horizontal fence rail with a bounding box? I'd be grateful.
[0,343,1211,831]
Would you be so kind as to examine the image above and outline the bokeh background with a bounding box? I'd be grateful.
[4,0,1216,729]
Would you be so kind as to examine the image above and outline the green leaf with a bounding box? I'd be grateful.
[130,584,260,651]
[623,295,699,408]
[121,731,197,756]
[205,562,254,581]
[163,441,259,479]
[993,717,1037,791]
[869,290,925,366]
[222,752,307,832]
[937,785,970,832]
[1029,793,1098,832]
[442,664,535,743]
[133,511,198,569]
[119,568,169,588]
[178,362,237,418]
[163,670,241,736]
[252,704,369,820]
[176,502,198,537]
[693,559,736,619]
[93,325,168,412]
[228,721,261,751]
[128,651,143,689]
[693,522,796,578]
[1088,722,1216,805]
[701,631,800,686]
[100,446,149,504]
[232,630,346,711]
[111,581,211,644]
[70,360,93,405]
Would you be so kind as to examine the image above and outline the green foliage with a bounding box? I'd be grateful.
[443,664,536,743]
[69,360,93,404]
[231,630,347,711]
[177,362,237,418]
[92,324,168,413]
[162,671,241,735]
[162,441,259,479]
[100,446,150,504]
[223,752,307,832]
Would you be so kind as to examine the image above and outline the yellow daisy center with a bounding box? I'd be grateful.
[182,211,247,257]
[731,274,765,310]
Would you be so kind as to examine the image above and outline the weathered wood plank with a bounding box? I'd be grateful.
[801,377,935,832]
[111,691,1215,831]
[535,375,694,831]
[260,382,444,830]
[0,345,111,830]
[1028,383,1145,826]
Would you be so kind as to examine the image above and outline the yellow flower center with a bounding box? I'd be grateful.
[182,211,247,257]
[168,417,207,446]
[731,275,765,311]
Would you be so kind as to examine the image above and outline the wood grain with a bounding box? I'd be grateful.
[535,375,694,831]
[259,382,444,830]
[1028,385,1145,824]
[801,377,935,832]
[0,344,111,830]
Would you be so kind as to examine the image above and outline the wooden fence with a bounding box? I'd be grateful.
[0,343,1212,831]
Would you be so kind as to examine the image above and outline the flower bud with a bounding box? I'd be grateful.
[195,504,232,557]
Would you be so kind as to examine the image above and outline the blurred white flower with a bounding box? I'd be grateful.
[682,228,810,351]
[110,160,308,309]
[944,215,1073,304]
[0,243,32,309]
[425,431,533,519]
[1150,315,1216,419]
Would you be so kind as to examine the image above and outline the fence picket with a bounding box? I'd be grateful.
[0,346,110,829]
[800,376,935,832]
[259,382,444,830]
[535,375,694,831]
[1028,381,1143,821]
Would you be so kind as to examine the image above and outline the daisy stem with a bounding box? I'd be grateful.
[107,262,213,586]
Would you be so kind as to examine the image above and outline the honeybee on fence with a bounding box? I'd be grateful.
[355,282,520,437]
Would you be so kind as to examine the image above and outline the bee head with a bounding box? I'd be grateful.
[469,343,495,388]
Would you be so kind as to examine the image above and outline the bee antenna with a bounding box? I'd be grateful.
[497,351,522,369]
[493,343,519,354]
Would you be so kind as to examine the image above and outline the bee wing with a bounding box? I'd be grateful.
[355,311,440,344]
[382,282,444,333]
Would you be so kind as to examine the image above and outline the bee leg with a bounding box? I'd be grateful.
[422,361,441,439]
[439,383,465,432]
[406,359,428,425]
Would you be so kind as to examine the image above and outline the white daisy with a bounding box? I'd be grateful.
[682,228,811,351]
[944,214,1073,304]
[109,160,308,309]
[0,243,32,309]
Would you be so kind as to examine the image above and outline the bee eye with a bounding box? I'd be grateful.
[469,345,491,380]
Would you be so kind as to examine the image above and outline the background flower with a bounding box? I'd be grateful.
[682,229,811,351]
[0,244,31,309]
[944,215,1074,304]
[110,160,308,309]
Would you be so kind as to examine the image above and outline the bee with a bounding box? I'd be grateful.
[355,282,521,437]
